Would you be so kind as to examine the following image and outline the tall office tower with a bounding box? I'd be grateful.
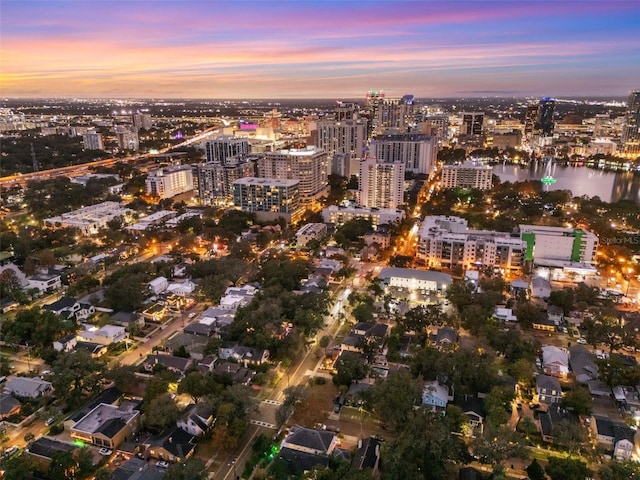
[622,90,640,155]
[372,133,438,174]
[375,96,415,132]
[358,157,405,209]
[197,159,255,206]
[335,101,359,121]
[115,127,139,151]
[365,90,384,137]
[461,112,484,136]
[145,165,194,199]
[132,113,152,130]
[232,177,302,224]
[256,146,329,202]
[524,103,539,139]
[534,98,556,137]
[205,136,250,165]
[82,131,104,150]
[313,119,367,175]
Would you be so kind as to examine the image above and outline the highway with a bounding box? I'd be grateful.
[0,126,221,188]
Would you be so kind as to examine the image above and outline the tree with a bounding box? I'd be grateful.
[319,335,331,355]
[548,289,575,315]
[381,409,467,480]
[105,365,137,393]
[178,371,221,403]
[545,457,590,480]
[333,353,368,387]
[49,450,77,480]
[551,419,587,454]
[164,459,207,480]
[561,386,592,416]
[599,459,640,480]
[526,459,547,480]
[51,350,104,408]
[472,425,526,467]
[370,371,422,432]
[484,386,516,427]
[3,455,36,480]
[145,393,180,432]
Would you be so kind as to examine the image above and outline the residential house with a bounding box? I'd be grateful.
[529,276,551,299]
[430,326,457,350]
[65,387,123,430]
[25,438,78,469]
[422,380,451,412]
[592,415,637,461]
[460,397,486,435]
[43,296,80,318]
[459,467,485,480]
[28,271,62,293]
[166,280,196,297]
[547,305,564,324]
[144,426,196,463]
[177,404,215,437]
[281,426,338,456]
[70,402,140,449]
[112,457,165,480]
[75,341,108,357]
[110,311,144,329]
[569,345,598,384]
[612,386,640,412]
[212,362,255,385]
[0,393,21,419]
[494,307,518,323]
[509,278,529,297]
[53,333,77,352]
[532,313,556,332]
[4,376,53,399]
[364,230,391,249]
[218,342,269,365]
[149,277,168,295]
[541,345,569,377]
[145,355,193,375]
[539,405,580,443]
[352,437,382,473]
[536,375,562,404]
[77,325,127,345]
[587,379,612,398]
[183,322,217,337]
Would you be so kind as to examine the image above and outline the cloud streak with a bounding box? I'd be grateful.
[1,0,639,98]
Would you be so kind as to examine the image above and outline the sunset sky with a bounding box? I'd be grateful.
[2,0,640,99]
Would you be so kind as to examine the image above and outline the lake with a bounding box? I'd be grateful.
[493,161,640,204]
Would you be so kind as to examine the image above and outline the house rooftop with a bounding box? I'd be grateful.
[27,437,76,460]
[283,426,336,454]
[72,402,138,436]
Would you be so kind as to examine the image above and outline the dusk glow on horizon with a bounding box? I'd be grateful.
[2,0,640,99]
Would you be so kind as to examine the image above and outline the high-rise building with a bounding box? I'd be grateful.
[335,101,359,121]
[372,133,438,174]
[441,162,493,190]
[622,90,640,155]
[205,136,250,165]
[132,113,152,130]
[145,166,194,199]
[313,119,367,175]
[232,177,302,224]
[461,112,484,136]
[358,158,405,209]
[365,90,384,137]
[82,131,104,150]
[115,127,139,151]
[197,159,255,206]
[534,98,556,137]
[419,114,449,140]
[524,103,539,139]
[256,146,329,202]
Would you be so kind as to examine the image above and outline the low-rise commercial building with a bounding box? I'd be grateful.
[44,202,133,236]
[322,204,405,227]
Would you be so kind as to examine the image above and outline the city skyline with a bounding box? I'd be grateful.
[1,1,640,99]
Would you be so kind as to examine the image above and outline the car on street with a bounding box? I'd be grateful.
[156,461,169,468]
[577,337,587,344]
[45,417,55,426]
[99,448,113,456]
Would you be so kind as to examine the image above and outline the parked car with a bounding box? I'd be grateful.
[577,337,587,344]
[99,448,113,456]
[45,417,55,426]
[156,461,170,468]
